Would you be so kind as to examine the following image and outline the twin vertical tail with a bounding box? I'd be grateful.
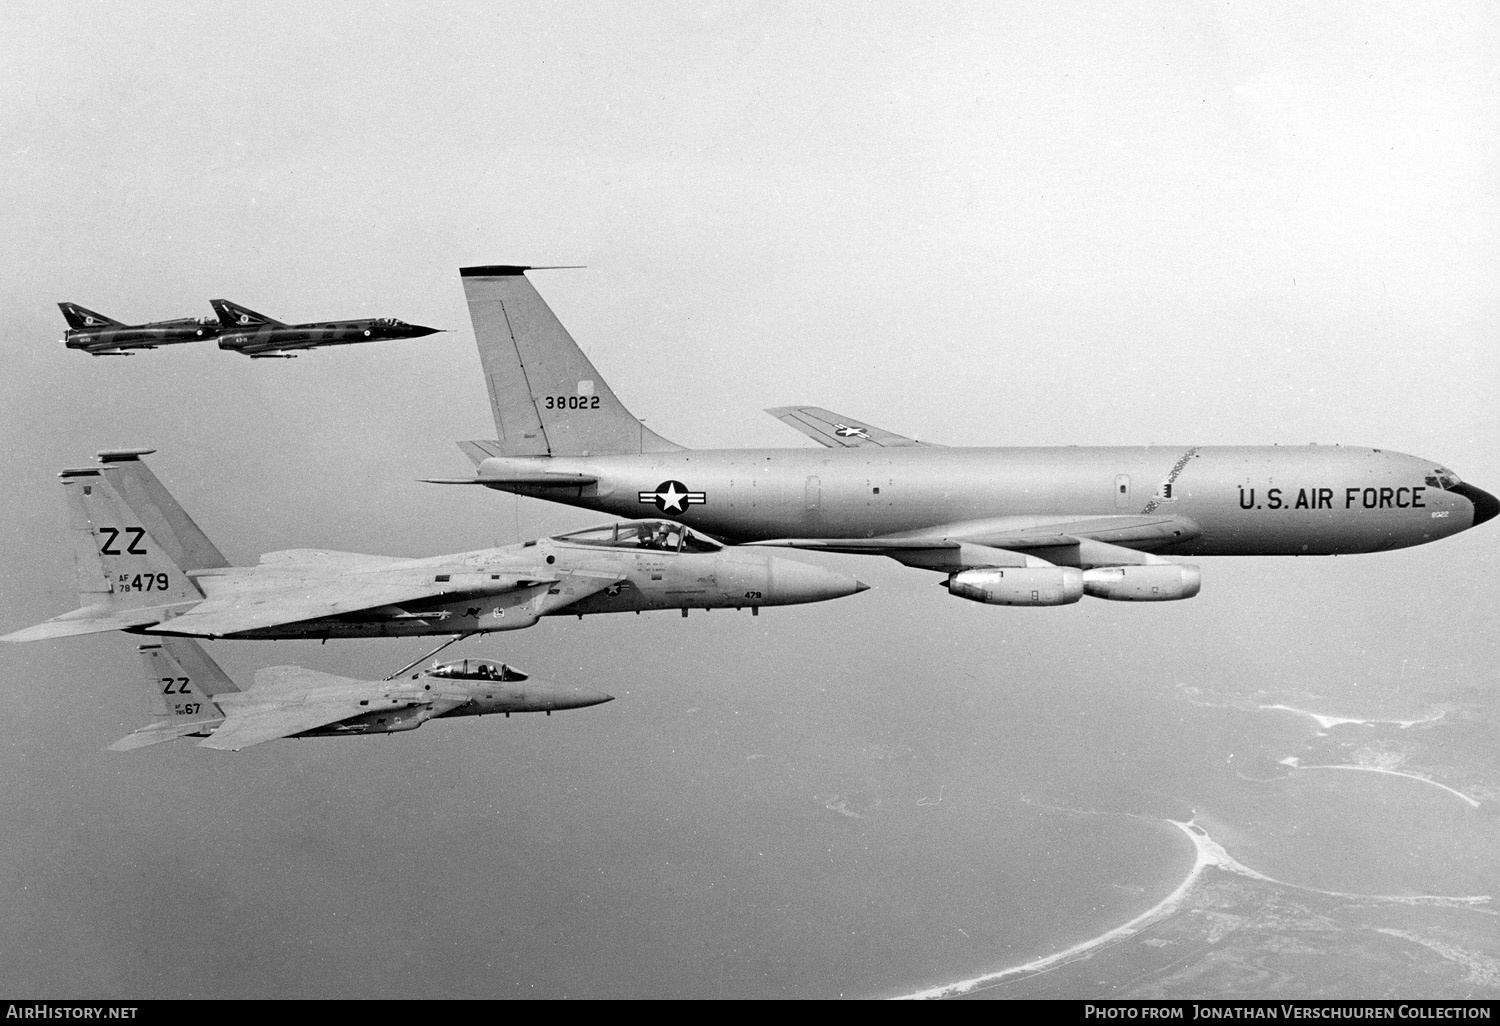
[459,265,684,457]
[108,639,233,751]
[3,449,226,643]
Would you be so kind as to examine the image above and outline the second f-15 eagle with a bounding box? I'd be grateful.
[2,449,865,645]
[429,266,1498,609]
[113,638,613,752]
[210,298,442,358]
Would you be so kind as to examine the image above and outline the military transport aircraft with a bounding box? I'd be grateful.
[113,637,612,752]
[59,302,220,356]
[210,298,442,358]
[429,265,1498,608]
[2,449,865,644]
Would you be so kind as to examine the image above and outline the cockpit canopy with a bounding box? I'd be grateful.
[426,659,528,682]
[1426,469,1463,490]
[552,520,724,553]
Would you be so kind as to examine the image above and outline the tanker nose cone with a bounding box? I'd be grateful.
[1453,482,1500,527]
[767,558,867,605]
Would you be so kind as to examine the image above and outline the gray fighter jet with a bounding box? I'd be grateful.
[3,449,865,644]
[430,265,1498,608]
[210,298,442,358]
[59,302,220,356]
[113,638,612,752]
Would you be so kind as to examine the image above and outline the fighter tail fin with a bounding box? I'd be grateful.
[3,450,222,643]
[58,303,123,329]
[209,298,282,328]
[108,640,232,750]
[459,266,684,456]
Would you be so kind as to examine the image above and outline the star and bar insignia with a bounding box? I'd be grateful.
[638,480,707,513]
[833,423,872,439]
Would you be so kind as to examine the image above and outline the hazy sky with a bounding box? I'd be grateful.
[1,1,1496,998]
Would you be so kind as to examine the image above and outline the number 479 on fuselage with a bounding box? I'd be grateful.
[428,265,1497,607]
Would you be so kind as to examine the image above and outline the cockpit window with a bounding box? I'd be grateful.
[427,659,528,682]
[1426,470,1462,489]
[553,521,723,553]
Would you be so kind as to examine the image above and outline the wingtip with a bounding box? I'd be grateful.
[459,264,585,278]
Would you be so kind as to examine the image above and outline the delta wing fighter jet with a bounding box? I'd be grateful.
[431,265,1497,609]
[210,298,442,358]
[59,303,220,356]
[112,638,612,752]
[2,449,865,645]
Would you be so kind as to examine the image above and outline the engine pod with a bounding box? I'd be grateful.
[946,566,1084,606]
[1082,564,1201,601]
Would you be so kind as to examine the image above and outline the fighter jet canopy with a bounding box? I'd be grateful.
[552,520,724,553]
[426,659,528,682]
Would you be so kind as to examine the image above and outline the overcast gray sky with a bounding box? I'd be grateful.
[1,1,1496,998]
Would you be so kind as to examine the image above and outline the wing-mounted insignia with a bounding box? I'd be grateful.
[764,406,939,448]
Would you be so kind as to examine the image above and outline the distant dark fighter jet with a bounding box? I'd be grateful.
[210,298,442,358]
[59,302,220,356]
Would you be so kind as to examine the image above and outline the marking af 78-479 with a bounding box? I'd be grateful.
[430,266,1497,608]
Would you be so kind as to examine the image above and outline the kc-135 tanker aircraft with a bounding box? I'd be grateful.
[3,449,864,645]
[431,265,1498,607]
[113,638,612,752]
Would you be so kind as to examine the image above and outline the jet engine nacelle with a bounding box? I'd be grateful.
[945,566,1084,606]
[328,702,436,735]
[1082,564,1201,602]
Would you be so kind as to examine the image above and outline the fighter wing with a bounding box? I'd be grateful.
[109,718,223,751]
[198,699,366,751]
[3,603,195,643]
[199,666,466,750]
[764,406,940,448]
[155,567,555,638]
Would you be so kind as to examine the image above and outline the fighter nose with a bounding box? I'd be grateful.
[551,688,614,710]
[767,558,867,605]
[1453,482,1500,527]
[411,324,443,337]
